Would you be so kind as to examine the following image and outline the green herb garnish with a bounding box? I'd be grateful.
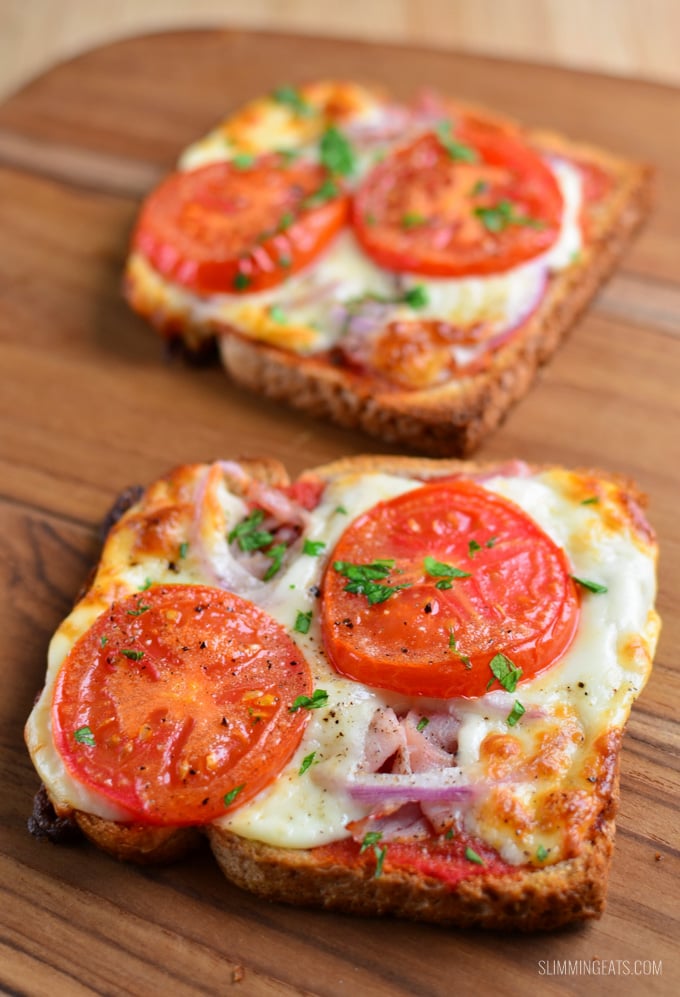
[179,542,188,559]
[126,604,150,617]
[100,635,108,646]
[580,496,600,506]
[289,689,329,712]
[465,846,484,865]
[233,272,251,291]
[401,212,426,229]
[74,725,95,746]
[139,578,153,591]
[263,543,287,581]
[485,536,498,548]
[303,179,339,209]
[299,752,317,776]
[232,153,255,170]
[474,199,545,233]
[536,844,549,862]
[402,284,429,309]
[278,211,294,231]
[272,85,313,117]
[333,559,411,606]
[423,556,471,581]
[269,305,287,324]
[488,652,522,693]
[572,576,608,594]
[294,609,313,634]
[228,509,273,551]
[223,784,245,807]
[303,539,326,556]
[435,120,478,163]
[416,717,429,732]
[121,649,144,661]
[320,125,356,176]
[506,700,526,727]
[468,539,482,558]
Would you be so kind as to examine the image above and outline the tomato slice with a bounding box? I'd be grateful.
[322,480,579,698]
[53,585,312,825]
[352,119,563,276]
[133,157,348,294]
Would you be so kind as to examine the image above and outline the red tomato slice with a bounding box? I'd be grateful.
[352,119,563,276]
[322,480,579,698]
[53,585,313,825]
[133,158,348,294]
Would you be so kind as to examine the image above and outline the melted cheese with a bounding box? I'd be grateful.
[25,465,659,867]
[127,83,584,380]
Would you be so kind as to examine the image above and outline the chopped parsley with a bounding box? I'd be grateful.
[139,578,153,591]
[448,629,471,668]
[320,125,356,176]
[272,85,312,117]
[360,832,386,878]
[464,846,484,865]
[232,153,255,170]
[572,576,608,594]
[278,254,292,268]
[299,751,317,775]
[471,179,489,196]
[580,496,600,505]
[126,604,150,617]
[536,844,549,862]
[488,652,522,693]
[179,541,189,559]
[303,179,339,209]
[435,120,478,163]
[228,509,273,551]
[74,725,95,746]
[269,305,287,324]
[485,536,498,548]
[263,543,287,581]
[423,555,471,581]
[289,689,329,712]
[333,559,411,606]
[474,199,545,233]
[506,700,526,726]
[278,211,294,231]
[416,717,429,733]
[401,212,426,229]
[276,147,301,163]
[121,649,144,661]
[233,272,251,291]
[334,505,348,515]
[468,539,482,558]
[100,635,108,646]
[223,784,245,807]
[402,284,429,309]
[303,539,326,556]
[294,609,313,634]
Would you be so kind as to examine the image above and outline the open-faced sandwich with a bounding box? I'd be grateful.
[25,456,659,929]
[125,81,651,454]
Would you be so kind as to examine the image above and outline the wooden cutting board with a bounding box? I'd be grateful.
[0,29,677,997]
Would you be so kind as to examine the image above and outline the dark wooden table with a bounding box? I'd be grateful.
[0,29,677,996]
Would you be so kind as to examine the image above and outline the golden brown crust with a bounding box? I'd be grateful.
[45,454,650,930]
[124,103,653,455]
[217,153,651,455]
[206,813,616,932]
[75,812,202,865]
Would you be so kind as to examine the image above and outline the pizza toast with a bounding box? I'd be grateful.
[25,455,659,931]
[124,83,652,454]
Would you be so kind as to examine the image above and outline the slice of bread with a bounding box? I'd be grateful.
[124,88,652,455]
[27,456,659,930]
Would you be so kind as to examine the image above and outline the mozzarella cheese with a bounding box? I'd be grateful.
[25,462,659,868]
[126,82,584,382]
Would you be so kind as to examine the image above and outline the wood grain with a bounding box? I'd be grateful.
[0,29,677,996]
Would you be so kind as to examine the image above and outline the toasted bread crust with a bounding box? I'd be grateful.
[125,106,652,455]
[217,156,651,455]
[31,455,652,930]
